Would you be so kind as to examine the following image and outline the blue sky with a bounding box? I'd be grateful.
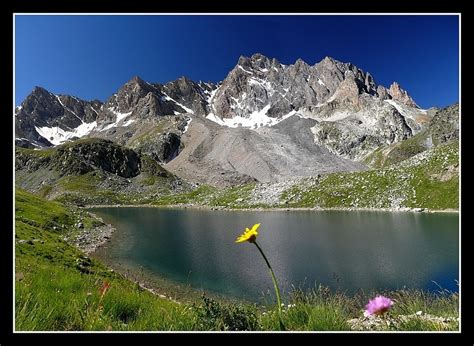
[15,15,459,108]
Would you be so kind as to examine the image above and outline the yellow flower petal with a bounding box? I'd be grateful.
[250,223,261,233]
[235,223,261,243]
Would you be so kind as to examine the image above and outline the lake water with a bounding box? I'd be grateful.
[92,208,459,301]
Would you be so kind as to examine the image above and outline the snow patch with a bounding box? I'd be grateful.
[385,99,426,115]
[35,121,97,146]
[122,119,136,127]
[16,137,41,147]
[272,67,279,72]
[145,81,157,90]
[384,99,427,131]
[97,108,133,132]
[183,118,192,133]
[230,95,246,110]
[248,77,274,95]
[207,85,221,113]
[237,65,253,74]
[206,113,226,126]
[317,78,326,86]
[109,107,133,123]
[259,68,269,73]
[161,92,195,114]
[205,106,297,129]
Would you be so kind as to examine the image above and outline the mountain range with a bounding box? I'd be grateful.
[15,53,445,186]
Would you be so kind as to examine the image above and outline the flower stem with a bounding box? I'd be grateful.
[253,241,285,331]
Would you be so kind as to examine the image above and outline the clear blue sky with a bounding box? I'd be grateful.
[15,15,459,109]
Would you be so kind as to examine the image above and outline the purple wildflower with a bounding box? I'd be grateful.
[364,295,394,317]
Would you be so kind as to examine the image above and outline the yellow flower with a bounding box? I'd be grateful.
[235,223,261,243]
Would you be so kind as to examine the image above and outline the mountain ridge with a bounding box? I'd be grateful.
[15,53,422,148]
[15,53,450,186]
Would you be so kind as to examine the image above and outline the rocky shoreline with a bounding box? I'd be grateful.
[85,203,458,214]
[66,212,116,255]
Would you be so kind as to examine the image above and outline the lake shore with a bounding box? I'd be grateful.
[85,203,459,214]
[74,211,116,255]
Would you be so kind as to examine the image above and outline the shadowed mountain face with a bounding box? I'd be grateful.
[15,54,439,185]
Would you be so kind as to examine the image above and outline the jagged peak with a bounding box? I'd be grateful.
[32,85,50,93]
[22,86,59,105]
[250,52,269,61]
[30,86,55,98]
[390,81,401,88]
[236,53,278,70]
[237,55,251,66]
[126,75,148,86]
[176,76,195,85]
[294,58,309,66]
[319,56,343,65]
[387,81,418,108]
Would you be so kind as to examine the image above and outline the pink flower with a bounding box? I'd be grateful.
[364,295,394,317]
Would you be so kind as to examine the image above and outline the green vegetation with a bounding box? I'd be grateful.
[127,118,176,148]
[16,188,195,331]
[16,146,56,158]
[58,172,103,194]
[15,189,459,331]
[281,141,458,210]
[363,131,429,169]
[152,185,217,205]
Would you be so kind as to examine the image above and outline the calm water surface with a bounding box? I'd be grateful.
[92,208,458,301]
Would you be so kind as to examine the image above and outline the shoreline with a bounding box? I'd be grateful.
[73,212,116,255]
[85,203,459,214]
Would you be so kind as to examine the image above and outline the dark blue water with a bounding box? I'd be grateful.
[92,208,459,300]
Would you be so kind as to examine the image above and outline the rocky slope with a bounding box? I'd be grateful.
[363,103,459,168]
[164,115,365,186]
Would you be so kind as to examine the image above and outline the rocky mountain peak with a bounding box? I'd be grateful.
[15,86,103,147]
[294,57,309,67]
[237,55,251,68]
[129,75,145,84]
[31,85,54,97]
[388,82,418,108]
[104,75,157,113]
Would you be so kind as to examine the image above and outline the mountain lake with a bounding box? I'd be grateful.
[91,207,459,302]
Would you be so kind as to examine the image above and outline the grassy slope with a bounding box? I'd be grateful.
[15,189,458,331]
[15,188,194,331]
[362,130,430,169]
[281,141,459,210]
